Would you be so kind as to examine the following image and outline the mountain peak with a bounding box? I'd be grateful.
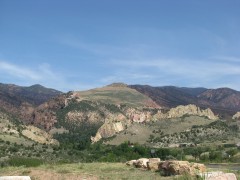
[106,82,128,88]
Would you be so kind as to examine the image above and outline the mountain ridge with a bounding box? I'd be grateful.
[129,84,240,118]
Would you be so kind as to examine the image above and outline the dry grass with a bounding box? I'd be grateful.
[76,86,156,107]
[106,116,215,146]
[0,163,173,180]
[1,163,239,180]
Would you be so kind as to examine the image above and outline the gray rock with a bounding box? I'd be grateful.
[0,177,31,180]
[199,171,237,180]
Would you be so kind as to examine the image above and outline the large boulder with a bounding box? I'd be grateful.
[159,161,206,176]
[192,163,206,173]
[134,158,149,169]
[200,171,237,180]
[126,160,137,166]
[147,158,161,171]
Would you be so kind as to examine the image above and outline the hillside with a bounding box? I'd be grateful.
[0,108,60,166]
[1,82,239,149]
[129,85,240,118]
[27,83,220,144]
[128,85,201,108]
[0,83,62,106]
[0,83,62,123]
[0,82,240,173]
[76,83,159,108]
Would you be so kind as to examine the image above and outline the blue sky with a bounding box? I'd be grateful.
[0,0,240,91]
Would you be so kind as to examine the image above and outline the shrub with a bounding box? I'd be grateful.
[7,157,44,167]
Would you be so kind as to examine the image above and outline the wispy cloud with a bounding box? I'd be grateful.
[0,61,42,80]
[110,57,240,89]
[112,58,240,76]
[0,60,112,91]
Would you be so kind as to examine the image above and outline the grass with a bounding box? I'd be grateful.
[0,163,173,180]
[0,162,240,179]
[77,86,154,107]
[106,116,216,146]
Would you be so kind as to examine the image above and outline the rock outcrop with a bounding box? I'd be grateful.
[166,104,218,120]
[91,121,125,142]
[232,112,240,120]
[126,159,206,176]
[126,158,160,171]
[159,161,206,176]
[91,104,218,142]
[22,125,59,145]
[147,158,161,171]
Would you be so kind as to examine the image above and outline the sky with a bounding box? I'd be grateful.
[0,0,240,92]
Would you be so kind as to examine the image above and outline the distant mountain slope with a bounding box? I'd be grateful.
[128,85,201,108]
[178,87,207,96]
[0,83,62,106]
[198,88,240,110]
[129,85,240,118]
[0,83,62,122]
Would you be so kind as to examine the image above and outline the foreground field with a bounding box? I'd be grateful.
[1,162,240,180]
[0,163,173,180]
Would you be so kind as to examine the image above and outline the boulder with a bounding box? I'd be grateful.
[147,158,161,171]
[207,173,237,180]
[0,176,31,180]
[134,158,149,169]
[126,160,137,166]
[159,161,206,176]
[192,163,206,173]
[199,171,237,180]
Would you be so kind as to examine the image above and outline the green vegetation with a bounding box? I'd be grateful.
[54,100,103,150]
[77,85,155,107]
[7,157,44,167]
[0,163,170,180]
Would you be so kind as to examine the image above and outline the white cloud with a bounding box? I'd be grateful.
[0,60,105,92]
[0,61,41,80]
[110,57,240,90]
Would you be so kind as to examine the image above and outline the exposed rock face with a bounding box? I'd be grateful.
[126,108,153,123]
[167,104,218,120]
[91,121,125,142]
[147,158,161,171]
[22,125,59,145]
[159,161,206,176]
[233,112,240,120]
[91,104,217,142]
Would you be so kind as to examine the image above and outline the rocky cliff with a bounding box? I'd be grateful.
[166,104,217,120]
[91,104,218,142]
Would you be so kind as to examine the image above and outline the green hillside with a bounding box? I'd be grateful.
[77,84,158,108]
